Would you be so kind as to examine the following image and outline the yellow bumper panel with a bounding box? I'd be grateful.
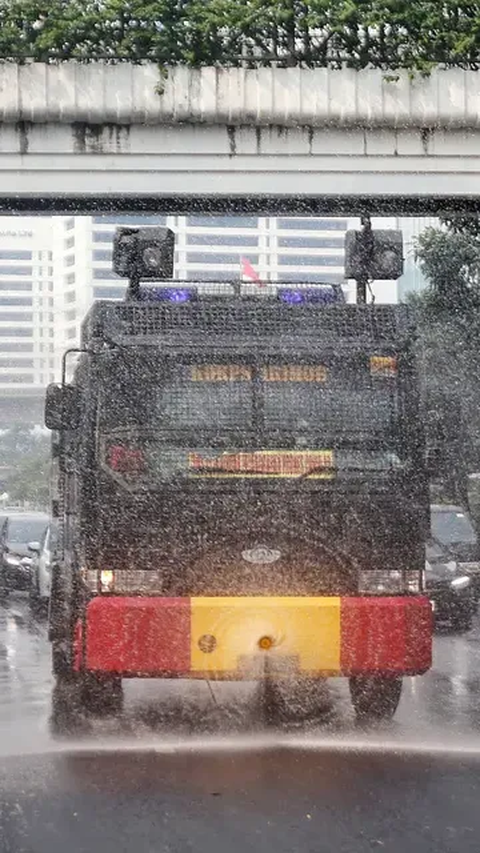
[190,596,341,675]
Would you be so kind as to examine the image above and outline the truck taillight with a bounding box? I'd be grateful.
[107,445,145,475]
[359,570,422,595]
[82,569,165,595]
[100,570,114,592]
[406,570,423,593]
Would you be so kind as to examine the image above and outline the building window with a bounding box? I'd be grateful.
[48,251,53,260]
[0,328,31,337]
[277,236,345,249]
[93,269,121,280]
[0,250,32,260]
[65,218,75,230]
[65,291,76,304]
[0,266,32,276]
[278,218,348,231]
[65,309,76,321]
[0,342,33,352]
[93,231,112,243]
[92,215,166,225]
[278,255,344,267]
[186,234,259,247]
[65,255,75,267]
[0,373,34,383]
[0,296,32,306]
[0,312,33,322]
[93,285,127,300]
[182,269,241,281]
[64,236,75,250]
[186,253,259,266]
[66,328,77,339]
[0,281,32,291]
[93,249,113,262]
[277,272,343,283]
[187,216,257,228]
[65,273,75,285]
[0,358,34,368]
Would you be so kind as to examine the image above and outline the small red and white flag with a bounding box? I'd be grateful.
[240,257,264,286]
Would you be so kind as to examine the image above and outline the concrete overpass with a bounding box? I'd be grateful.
[0,63,480,213]
[1,61,480,424]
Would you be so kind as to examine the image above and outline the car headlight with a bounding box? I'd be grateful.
[451,576,471,590]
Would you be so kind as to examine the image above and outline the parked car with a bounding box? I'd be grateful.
[28,522,55,612]
[430,504,480,597]
[425,540,477,631]
[0,512,49,598]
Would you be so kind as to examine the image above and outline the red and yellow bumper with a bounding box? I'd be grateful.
[74,595,432,678]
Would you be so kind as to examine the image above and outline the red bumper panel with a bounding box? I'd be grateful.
[340,596,432,674]
[84,597,191,674]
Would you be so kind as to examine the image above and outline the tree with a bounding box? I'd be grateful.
[6,445,50,508]
[0,426,50,508]
[0,0,479,70]
[413,221,480,500]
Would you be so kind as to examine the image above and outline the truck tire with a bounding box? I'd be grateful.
[52,639,72,677]
[349,675,402,722]
[50,673,83,735]
[263,679,284,727]
[262,677,331,726]
[50,672,123,733]
[28,570,42,615]
[79,673,123,717]
[0,575,9,604]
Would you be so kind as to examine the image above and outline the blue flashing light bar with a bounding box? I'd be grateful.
[135,283,345,304]
[277,286,344,305]
[139,287,197,303]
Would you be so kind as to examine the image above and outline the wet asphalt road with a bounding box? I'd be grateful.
[2,597,480,852]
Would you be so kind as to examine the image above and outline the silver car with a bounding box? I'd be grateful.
[0,512,49,597]
[29,522,55,610]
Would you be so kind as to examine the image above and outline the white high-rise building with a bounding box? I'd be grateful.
[0,217,54,393]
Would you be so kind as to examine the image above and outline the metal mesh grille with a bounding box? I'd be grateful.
[264,387,393,433]
[85,301,413,347]
[99,355,396,439]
